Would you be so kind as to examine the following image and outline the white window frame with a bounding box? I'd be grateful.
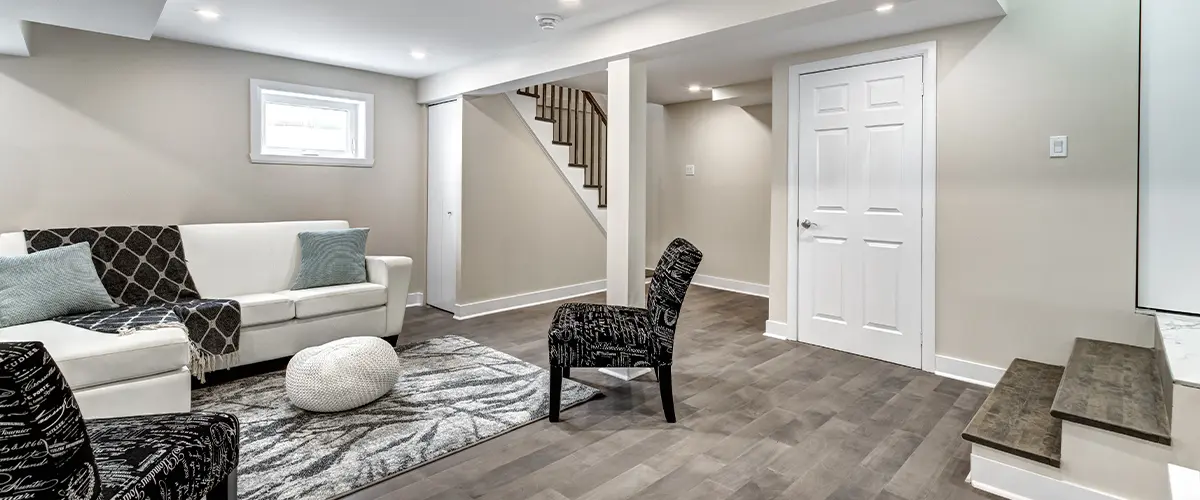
[250,79,375,167]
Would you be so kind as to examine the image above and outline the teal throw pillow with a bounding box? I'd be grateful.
[0,242,117,328]
[291,228,370,290]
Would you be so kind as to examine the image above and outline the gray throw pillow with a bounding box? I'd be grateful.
[0,242,117,328]
[291,228,370,290]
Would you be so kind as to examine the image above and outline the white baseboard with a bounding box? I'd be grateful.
[763,320,793,341]
[969,452,1122,500]
[935,355,1005,388]
[453,280,606,321]
[643,268,768,298]
[691,274,769,298]
[406,292,424,307]
[598,368,653,381]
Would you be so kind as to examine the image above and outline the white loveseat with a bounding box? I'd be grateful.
[0,220,413,419]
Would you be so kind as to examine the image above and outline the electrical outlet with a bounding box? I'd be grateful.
[685,164,696,176]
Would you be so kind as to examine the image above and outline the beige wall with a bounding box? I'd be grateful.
[459,94,606,303]
[770,0,1151,369]
[649,100,772,284]
[0,25,427,291]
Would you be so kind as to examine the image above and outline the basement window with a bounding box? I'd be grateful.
[250,79,374,167]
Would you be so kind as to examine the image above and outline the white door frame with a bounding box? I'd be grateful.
[786,42,938,372]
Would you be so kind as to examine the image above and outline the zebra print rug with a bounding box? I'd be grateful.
[192,335,601,500]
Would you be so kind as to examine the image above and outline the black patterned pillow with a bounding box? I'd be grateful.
[0,342,101,500]
[25,226,201,306]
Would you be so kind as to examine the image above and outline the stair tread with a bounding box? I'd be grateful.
[1050,338,1171,445]
[961,359,1064,468]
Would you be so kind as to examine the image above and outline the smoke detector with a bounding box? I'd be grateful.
[535,14,563,30]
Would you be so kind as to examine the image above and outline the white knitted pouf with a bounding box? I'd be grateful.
[286,336,400,412]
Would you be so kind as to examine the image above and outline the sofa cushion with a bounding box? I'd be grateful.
[230,293,295,327]
[278,283,387,319]
[179,221,350,298]
[0,321,189,390]
[0,231,26,257]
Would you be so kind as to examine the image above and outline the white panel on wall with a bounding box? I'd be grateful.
[1139,0,1200,313]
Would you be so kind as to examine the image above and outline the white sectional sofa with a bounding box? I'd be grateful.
[0,220,413,419]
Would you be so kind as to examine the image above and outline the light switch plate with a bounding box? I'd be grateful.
[1050,136,1068,158]
[685,164,696,176]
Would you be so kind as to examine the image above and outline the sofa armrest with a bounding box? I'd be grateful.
[366,256,413,336]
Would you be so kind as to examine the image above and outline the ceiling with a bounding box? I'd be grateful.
[152,0,673,78]
[556,0,1004,104]
[2,0,1005,103]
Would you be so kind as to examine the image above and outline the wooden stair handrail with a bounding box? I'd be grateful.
[582,91,607,125]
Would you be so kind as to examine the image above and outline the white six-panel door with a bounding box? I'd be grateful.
[796,57,924,368]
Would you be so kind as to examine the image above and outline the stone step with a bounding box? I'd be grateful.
[962,359,1065,468]
[1050,338,1172,445]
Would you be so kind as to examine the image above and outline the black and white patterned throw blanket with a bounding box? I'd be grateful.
[25,226,241,381]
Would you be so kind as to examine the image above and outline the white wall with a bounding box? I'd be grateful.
[770,0,1151,370]
[649,100,772,285]
[458,94,606,303]
[1138,0,1200,314]
[0,24,427,291]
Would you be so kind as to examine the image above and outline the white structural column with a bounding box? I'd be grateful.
[601,58,651,381]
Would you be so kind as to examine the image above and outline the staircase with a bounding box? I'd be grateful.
[962,336,1179,499]
[506,84,608,232]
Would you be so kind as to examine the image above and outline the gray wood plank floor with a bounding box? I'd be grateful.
[343,287,999,500]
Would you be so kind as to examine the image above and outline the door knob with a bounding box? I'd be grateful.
[800,219,816,229]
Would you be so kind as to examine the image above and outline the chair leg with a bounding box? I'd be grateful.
[562,367,571,379]
[208,470,237,500]
[659,365,675,423]
[549,366,563,422]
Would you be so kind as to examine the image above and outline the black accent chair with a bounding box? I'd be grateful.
[547,238,703,423]
[0,341,239,500]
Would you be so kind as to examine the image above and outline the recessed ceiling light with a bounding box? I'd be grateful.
[559,0,582,7]
[194,8,221,20]
[688,84,703,93]
[875,3,895,12]
[410,49,427,60]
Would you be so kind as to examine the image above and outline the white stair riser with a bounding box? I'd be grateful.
[969,446,1122,500]
[505,91,607,232]
[1173,384,1200,470]
[1059,421,1173,500]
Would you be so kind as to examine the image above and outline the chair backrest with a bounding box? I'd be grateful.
[646,238,703,364]
[0,342,100,500]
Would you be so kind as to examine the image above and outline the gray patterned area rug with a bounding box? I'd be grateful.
[192,335,601,500]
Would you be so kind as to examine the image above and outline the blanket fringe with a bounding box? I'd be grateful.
[119,322,187,336]
[189,346,240,384]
